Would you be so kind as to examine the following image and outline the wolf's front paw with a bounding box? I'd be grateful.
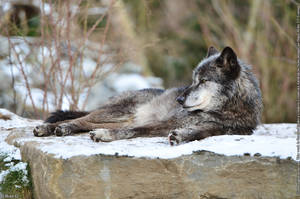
[54,124,73,136]
[33,125,53,137]
[90,129,114,142]
[168,130,184,146]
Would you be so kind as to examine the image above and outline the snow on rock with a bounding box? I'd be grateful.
[0,108,41,160]
[0,109,36,185]
[0,161,29,184]
[0,131,21,161]
[14,123,295,160]
[0,109,297,160]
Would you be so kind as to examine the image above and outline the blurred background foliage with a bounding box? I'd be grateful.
[0,0,297,123]
[119,0,296,123]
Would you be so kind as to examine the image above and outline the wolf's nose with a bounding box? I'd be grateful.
[176,96,185,105]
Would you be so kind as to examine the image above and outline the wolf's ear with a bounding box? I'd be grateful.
[216,47,240,79]
[206,46,218,58]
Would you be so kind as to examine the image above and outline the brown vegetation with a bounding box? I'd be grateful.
[120,0,296,123]
[1,0,123,119]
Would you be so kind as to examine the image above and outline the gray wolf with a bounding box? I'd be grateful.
[33,46,262,145]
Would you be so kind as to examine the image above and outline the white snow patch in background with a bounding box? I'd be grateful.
[40,3,51,15]
[0,109,42,129]
[13,84,84,112]
[2,2,11,12]
[110,73,152,93]
[0,109,297,160]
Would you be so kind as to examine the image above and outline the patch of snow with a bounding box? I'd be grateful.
[2,2,11,12]
[100,63,114,75]
[14,43,30,58]
[13,84,82,112]
[0,170,10,183]
[110,73,152,93]
[85,70,163,110]
[0,109,42,129]
[145,76,163,88]
[0,110,33,184]
[0,131,21,161]
[14,86,55,111]
[82,58,97,76]
[1,59,21,78]
[4,162,14,167]
[3,156,12,162]
[40,3,51,15]
[37,46,53,63]
[0,162,29,184]
[120,62,143,74]
[0,133,21,183]
[10,162,27,174]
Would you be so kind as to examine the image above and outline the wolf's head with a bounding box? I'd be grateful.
[177,46,241,112]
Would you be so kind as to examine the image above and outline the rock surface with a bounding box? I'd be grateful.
[0,109,297,199]
[3,125,297,199]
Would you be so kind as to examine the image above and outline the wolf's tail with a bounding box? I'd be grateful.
[45,110,90,123]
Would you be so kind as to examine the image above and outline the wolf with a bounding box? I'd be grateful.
[33,46,262,145]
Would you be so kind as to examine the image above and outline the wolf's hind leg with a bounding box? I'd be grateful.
[53,120,93,136]
[33,110,89,137]
[54,123,78,136]
[33,119,74,137]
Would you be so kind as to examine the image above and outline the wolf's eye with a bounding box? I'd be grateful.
[199,79,207,84]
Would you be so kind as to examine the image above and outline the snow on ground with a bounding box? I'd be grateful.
[0,162,29,183]
[18,124,296,160]
[0,131,21,161]
[0,109,42,129]
[0,109,40,184]
[0,131,28,184]
[0,109,297,160]
[0,108,40,162]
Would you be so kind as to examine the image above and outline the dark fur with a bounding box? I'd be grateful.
[33,46,262,145]
[45,110,89,123]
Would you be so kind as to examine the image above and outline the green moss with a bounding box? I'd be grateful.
[0,156,33,199]
[0,157,9,171]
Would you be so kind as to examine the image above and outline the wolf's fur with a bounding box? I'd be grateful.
[45,110,89,123]
[33,46,262,145]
